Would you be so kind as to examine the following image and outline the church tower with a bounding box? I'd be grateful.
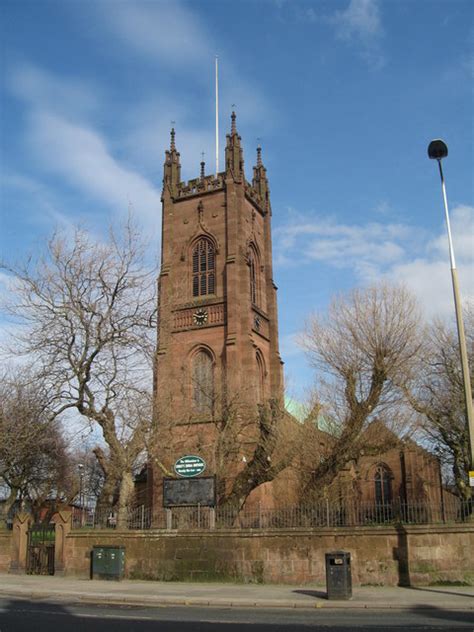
[153,113,284,496]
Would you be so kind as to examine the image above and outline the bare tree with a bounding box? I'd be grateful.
[0,370,69,525]
[154,361,300,515]
[405,307,473,501]
[215,397,298,512]
[1,222,156,527]
[299,283,422,498]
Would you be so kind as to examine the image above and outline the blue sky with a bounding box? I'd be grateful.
[1,0,473,399]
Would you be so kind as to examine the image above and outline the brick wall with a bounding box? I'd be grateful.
[62,524,473,586]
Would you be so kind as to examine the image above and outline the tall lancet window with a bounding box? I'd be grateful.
[192,350,214,414]
[192,239,215,297]
[374,464,393,505]
[249,246,259,306]
[256,351,265,404]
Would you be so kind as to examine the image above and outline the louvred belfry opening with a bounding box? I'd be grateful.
[192,239,215,297]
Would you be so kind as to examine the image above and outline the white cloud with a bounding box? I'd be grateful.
[6,65,161,231]
[97,1,274,137]
[387,205,474,318]
[274,213,411,274]
[27,111,162,228]
[9,64,100,119]
[328,0,385,70]
[1,172,77,233]
[275,204,474,319]
[101,1,211,66]
[333,0,382,40]
[427,204,474,262]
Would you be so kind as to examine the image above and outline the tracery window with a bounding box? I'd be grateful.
[192,239,215,297]
[374,464,393,505]
[192,349,214,413]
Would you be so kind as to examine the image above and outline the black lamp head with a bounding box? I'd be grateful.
[428,139,448,160]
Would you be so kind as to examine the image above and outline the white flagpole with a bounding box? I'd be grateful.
[215,55,219,177]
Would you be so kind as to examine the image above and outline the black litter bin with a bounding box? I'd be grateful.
[325,551,352,600]
[92,545,125,581]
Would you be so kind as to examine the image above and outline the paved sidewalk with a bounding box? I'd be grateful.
[0,574,473,611]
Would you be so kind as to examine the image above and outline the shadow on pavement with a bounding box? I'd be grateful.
[292,588,327,599]
[402,585,474,599]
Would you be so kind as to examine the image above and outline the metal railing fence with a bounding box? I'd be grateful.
[71,496,472,531]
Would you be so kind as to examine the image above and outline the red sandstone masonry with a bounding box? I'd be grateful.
[153,119,284,513]
[0,533,12,573]
[61,524,473,586]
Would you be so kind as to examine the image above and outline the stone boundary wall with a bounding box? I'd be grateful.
[63,524,474,586]
[0,532,12,573]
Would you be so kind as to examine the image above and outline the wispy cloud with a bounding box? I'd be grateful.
[328,0,385,70]
[274,211,411,274]
[387,205,474,317]
[275,204,474,318]
[7,63,161,231]
[96,0,274,134]
[333,0,382,40]
[9,64,100,119]
[100,0,211,66]
[6,1,273,220]
[28,111,162,226]
[0,171,78,240]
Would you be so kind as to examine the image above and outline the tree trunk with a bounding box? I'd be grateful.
[96,474,120,510]
[0,487,18,527]
[116,470,135,529]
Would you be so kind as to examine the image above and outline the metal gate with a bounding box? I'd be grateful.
[26,523,55,575]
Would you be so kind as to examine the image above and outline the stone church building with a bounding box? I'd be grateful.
[141,112,444,514]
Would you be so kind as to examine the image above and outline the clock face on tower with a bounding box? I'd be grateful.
[193,308,208,326]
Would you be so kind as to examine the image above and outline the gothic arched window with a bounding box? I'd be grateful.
[249,246,259,306]
[192,238,215,297]
[192,349,214,414]
[374,464,393,505]
[256,351,265,404]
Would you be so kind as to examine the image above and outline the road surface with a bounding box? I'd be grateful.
[0,598,473,631]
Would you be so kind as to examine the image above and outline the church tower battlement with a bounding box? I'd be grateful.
[154,112,284,479]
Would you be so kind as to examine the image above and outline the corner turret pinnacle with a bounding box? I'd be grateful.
[225,111,244,181]
[252,144,269,209]
[163,126,181,198]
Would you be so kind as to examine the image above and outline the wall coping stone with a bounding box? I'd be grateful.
[68,523,474,540]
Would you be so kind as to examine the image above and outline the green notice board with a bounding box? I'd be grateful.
[174,455,206,478]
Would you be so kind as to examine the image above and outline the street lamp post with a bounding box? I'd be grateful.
[428,140,474,485]
[78,463,84,527]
